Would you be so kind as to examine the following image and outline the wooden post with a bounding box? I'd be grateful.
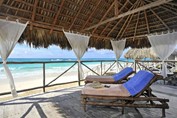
[162,108,165,117]
[83,97,87,112]
[78,61,81,86]
[134,60,137,73]
[122,107,124,114]
[43,63,46,92]
[101,61,102,75]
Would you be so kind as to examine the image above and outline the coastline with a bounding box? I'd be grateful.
[0,62,102,94]
[0,58,127,100]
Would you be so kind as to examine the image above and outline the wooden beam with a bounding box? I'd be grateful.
[114,0,119,16]
[92,34,148,41]
[128,0,133,5]
[133,11,140,41]
[106,0,134,37]
[81,0,102,30]
[83,0,173,31]
[6,1,15,14]
[14,2,22,16]
[119,14,134,39]
[30,0,38,30]
[167,2,177,6]
[0,0,4,6]
[49,0,64,34]
[118,0,129,14]
[107,18,124,37]
[2,14,176,41]
[99,23,111,36]
[94,0,131,39]
[144,10,150,34]
[91,1,115,33]
[99,0,130,38]
[145,0,177,15]
[116,15,131,39]
[69,0,86,30]
[119,1,142,39]
[150,9,170,30]
[116,0,140,39]
[15,0,23,2]
[161,4,177,15]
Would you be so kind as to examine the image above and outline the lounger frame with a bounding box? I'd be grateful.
[81,75,169,117]
[85,71,135,84]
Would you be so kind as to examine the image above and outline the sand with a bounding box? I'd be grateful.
[0,62,128,101]
[0,70,85,101]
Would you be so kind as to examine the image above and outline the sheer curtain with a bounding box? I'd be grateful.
[148,32,177,77]
[0,19,28,97]
[111,39,126,71]
[64,31,90,83]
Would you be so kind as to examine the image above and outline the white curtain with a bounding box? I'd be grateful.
[64,31,90,81]
[148,32,177,77]
[111,39,126,70]
[0,19,28,97]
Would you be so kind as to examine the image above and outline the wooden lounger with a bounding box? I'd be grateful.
[81,70,169,117]
[85,67,135,84]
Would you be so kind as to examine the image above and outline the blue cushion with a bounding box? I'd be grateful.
[113,67,133,82]
[123,70,154,96]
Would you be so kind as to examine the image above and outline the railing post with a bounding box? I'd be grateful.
[78,61,81,86]
[43,63,46,92]
[134,60,137,73]
[101,61,102,75]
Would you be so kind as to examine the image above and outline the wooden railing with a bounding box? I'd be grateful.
[1,59,176,96]
[0,59,133,96]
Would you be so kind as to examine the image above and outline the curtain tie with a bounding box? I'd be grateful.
[2,60,7,65]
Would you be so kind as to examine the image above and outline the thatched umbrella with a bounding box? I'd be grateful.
[124,48,158,60]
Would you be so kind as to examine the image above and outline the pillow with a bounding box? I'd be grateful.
[123,70,154,96]
[113,67,133,81]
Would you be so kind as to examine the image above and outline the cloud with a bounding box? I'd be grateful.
[9,44,75,58]
[8,44,128,59]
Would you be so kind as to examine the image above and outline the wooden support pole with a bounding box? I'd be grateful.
[101,61,103,75]
[0,0,4,6]
[43,63,46,92]
[78,61,81,86]
[83,0,172,31]
[50,0,65,34]
[114,0,119,16]
[30,0,38,30]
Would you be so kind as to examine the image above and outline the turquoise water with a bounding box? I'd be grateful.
[0,58,133,79]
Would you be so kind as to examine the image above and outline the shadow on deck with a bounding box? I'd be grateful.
[0,85,177,118]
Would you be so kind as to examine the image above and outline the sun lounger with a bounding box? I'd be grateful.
[81,70,169,117]
[85,67,135,84]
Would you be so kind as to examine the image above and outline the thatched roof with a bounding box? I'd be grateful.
[124,48,158,59]
[0,0,177,50]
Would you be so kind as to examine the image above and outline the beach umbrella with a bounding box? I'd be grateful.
[124,48,158,60]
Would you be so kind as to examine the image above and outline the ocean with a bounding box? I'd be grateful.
[0,58,134,80]
[0,58,135,92]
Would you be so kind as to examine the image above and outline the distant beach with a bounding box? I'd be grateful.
[0,58,128,93]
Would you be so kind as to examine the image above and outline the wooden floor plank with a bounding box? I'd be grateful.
[0,85,177,118]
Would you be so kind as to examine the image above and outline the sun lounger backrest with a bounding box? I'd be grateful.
[123,70,154,96]
[113,67,133,82]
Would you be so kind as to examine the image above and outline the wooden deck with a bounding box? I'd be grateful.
[0,84,177,118]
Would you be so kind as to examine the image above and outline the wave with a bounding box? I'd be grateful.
[50,59,62,61]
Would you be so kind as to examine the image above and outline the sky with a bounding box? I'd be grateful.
[9,43,129,59]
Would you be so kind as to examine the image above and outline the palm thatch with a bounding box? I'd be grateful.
[0,0,177,49]
[124,48,158,59]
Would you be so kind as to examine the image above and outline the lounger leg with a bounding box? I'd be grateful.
[83,98,87,112]
[162,108,166,117]
[122,107,124,114]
